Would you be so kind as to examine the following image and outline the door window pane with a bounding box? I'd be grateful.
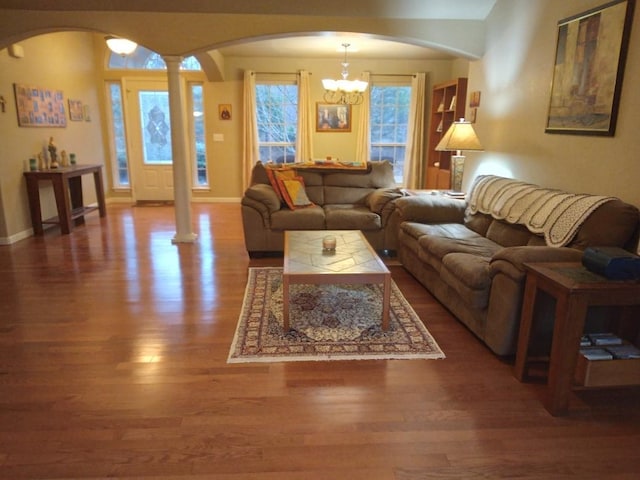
[190,84,208,186]
[139,91,172,164]
[107,82,130,187]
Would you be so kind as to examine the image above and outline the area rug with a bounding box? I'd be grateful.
[227,267,445,363]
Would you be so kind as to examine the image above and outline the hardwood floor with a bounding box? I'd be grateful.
[1,203,639,479]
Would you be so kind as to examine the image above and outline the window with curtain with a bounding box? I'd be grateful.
[255,82,298,164]
[369,85,411,183]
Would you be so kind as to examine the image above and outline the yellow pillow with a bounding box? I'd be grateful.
[277,176,314,210]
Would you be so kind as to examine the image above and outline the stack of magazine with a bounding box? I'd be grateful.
[579,333,640,360]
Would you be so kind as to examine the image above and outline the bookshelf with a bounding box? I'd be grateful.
[425,78,467,189]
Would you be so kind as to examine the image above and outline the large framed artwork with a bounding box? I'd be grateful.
[545,0,635,136]
[13,83,67,127]
[316,103,351,132]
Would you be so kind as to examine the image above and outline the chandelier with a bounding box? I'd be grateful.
[322,43,368,105]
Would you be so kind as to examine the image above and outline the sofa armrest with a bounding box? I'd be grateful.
[243,184,282,214]
[490,246,583,282]
[395,194,466,224]
[367,187,404,214]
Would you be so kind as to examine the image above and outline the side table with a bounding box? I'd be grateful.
[514,262,640,416]
[23,164,107,235]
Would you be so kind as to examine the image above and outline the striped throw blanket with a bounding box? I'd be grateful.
[467,175,615,247]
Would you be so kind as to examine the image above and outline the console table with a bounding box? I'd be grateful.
[23,164,107,235]
[514,262,640,416]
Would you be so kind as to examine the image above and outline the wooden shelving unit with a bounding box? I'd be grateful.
[424,78,467,189]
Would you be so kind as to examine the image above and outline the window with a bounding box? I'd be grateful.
[107,82,130,187]
[190,84,208,187]
[255,83,298,164]
[370,85,411,183]
[108,46,202,71]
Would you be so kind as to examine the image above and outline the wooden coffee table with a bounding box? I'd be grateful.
[282,230,391,332]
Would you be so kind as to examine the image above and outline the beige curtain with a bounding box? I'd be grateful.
[296,70,314,163]
[403,72,426,188]
[355,71,371,166]
[242,70,259,189]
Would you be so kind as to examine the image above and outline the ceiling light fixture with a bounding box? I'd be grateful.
[322,43,368,105]
[105,36,138,56]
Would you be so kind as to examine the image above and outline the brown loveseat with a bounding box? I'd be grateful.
[396,175,640,356]
[241,161,404,256]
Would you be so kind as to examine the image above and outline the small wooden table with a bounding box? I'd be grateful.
[23,164,107,235]
[514,262,640,416]
[282,230,391,332]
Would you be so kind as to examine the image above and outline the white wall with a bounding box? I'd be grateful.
[0,32,106,242]
[466,0,640,212]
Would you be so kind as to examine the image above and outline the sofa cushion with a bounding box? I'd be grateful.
[324,205,381,231]
[324,186,374,205]
[441,253,492,309]
[401,222,483,242]
[485,220,542,247]
[270,205,326,230]
[569,199,640,250]
[367,187,404,214]
[418,233,501,259]
[250,161,271,186]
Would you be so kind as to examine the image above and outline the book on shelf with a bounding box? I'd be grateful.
[605,344,640,359]
[579,347,614,361]
[588,332,623,346]
[436,119,443,132]
[449,95,456,110]
[437,102,445,113]
[580,335,591,346]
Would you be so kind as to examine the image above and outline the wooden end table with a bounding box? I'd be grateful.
[514,262,640,416]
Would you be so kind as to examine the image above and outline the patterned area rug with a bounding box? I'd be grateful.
[228,267,445,363]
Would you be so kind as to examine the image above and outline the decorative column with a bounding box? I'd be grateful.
[164,55,198,244]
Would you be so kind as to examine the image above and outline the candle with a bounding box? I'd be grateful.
[322,235,337,251]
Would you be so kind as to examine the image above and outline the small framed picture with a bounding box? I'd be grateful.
[68,99,83,121]
[219,104,231,120]
[316,103,351,132]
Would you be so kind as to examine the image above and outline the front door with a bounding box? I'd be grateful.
[125,79,174,202]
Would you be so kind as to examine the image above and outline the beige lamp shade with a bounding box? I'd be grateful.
[436,119,483,152]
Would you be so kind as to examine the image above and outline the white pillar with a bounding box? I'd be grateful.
[164,55,198,244]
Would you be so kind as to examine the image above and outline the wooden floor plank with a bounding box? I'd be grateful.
[0,203,639,479]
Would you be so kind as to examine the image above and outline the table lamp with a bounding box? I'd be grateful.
[435,118,483,192]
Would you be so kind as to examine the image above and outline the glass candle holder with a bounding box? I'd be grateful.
[322,235,337,251]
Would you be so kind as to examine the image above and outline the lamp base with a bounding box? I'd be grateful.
[451,155,465,192]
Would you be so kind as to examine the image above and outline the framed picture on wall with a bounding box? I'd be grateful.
[68,99,83,121]
[316,103,351,132]
[13,83,67,127]
[545,0,635,136]
[219,104,231,120]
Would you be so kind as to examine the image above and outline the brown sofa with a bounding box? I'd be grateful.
[396,175,640,356]
[241,161,404,256]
